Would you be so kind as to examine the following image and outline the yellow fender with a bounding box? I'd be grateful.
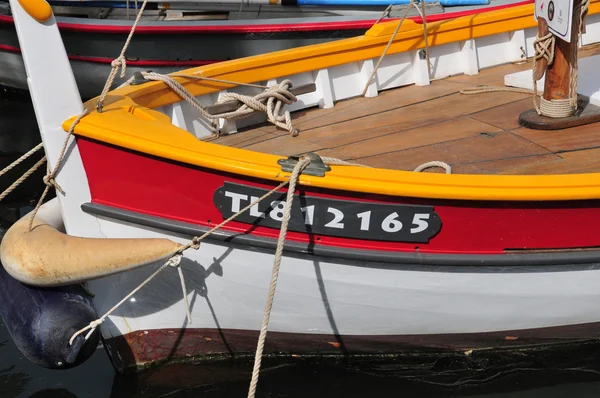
[0,199,184,287]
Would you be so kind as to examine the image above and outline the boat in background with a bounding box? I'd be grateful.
[0,0,531,98]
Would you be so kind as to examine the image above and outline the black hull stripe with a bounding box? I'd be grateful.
[82,202,600,272]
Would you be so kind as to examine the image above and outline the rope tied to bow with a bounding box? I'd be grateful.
[27,109,89,231]
[132,72,299,137]
[96,0,149,112]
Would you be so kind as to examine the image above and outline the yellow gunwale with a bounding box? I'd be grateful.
[67,1,600,202]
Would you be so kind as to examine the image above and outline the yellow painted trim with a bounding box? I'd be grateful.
[68,2,600,202]
[18,0,52,22]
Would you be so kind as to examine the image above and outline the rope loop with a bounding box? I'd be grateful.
[111,55,127,79]
[42,174,64,195]
[166,254,182,267]
[69,318,104,346]
[533,32,555,66]
[136,73,299,137]
[414,161,452,174]
[190,237,201,250]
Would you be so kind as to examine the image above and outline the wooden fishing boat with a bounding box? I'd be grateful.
[4,0,600,389]
[0,0,530,98]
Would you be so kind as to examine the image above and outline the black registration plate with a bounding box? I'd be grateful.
[213,182,441,243]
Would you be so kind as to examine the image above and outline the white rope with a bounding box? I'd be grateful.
[0,156,47,202]
[246,156,311,398]
[68,164,311,345]
[414,161,451,174]
[0,142,46,202]
[540,97,575,118]
[136,72,299,136]
[320,156,371,167]
[535,0,588,117]
[172,74,270,90]
[533,32,555,66]
[362,0,430,96]
[532,32,557,115]
[569,0,590,110]
[117,72,270,91]
[96,0,149,112]
[0,142,43,178]
[373,4,393,25]
[69,254,183,345]
[460,86,535,95]
[169,255,192,324]
[459,2,589,119]
[28,109,89,231]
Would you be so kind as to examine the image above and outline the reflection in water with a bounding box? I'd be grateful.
[29,389,78,398]
[0,366,30,398]
[107,355,600,398]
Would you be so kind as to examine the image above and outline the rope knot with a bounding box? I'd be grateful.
[265,79,298,136]
[69,318,104,346]
[191,237,201,250]
[43,174,64,195]
[111,55,127,79]
[166,254,182,267]
[89,319,103,329]
[533,32,555,67]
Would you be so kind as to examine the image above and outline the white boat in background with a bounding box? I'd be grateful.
[4,0,600,394]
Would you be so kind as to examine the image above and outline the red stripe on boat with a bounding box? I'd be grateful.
[68,55,221,66]
[77,137,600,255]
[0,44,19,53]
[0,1,534,34]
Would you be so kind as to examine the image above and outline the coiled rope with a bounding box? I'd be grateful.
[135,72,299,137]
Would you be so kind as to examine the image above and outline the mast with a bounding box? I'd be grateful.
[519,0,598,129]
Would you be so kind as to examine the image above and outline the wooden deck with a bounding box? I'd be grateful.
[215,47,600,175]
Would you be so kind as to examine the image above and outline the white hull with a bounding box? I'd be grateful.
[90,211,600,353]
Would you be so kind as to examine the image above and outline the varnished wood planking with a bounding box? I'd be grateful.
[349,132,551,171]
[315,116,503,161]
[490,147,600,175]
[453,153,563,175]
[445,62,532,87]
[245,136,324,156]
[215,127,277,148]
[555,147,600,173]
[512,122,600,153]
[302,91,527,147]
[468,98,533,130]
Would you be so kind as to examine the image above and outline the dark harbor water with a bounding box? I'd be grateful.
[4,86,600,398]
